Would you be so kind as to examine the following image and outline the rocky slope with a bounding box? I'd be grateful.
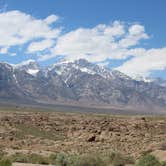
[0,59,166,112]
[0,110,166,159]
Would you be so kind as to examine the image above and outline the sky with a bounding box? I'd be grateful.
[0,0,166,79]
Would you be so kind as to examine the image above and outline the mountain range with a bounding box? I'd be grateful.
[0,59,166,113]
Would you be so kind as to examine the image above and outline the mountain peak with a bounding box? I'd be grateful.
[15,60,40,76]
[0,59,166,111]
[74,59,92,66]
[15,59,39,68]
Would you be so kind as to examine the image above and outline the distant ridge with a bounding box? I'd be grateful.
[0,59,166,113]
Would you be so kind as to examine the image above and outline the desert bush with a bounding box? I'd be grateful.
[6,152,135,166]
[104,152,134,166]
[111,153,126,166]
[28,153,49,164]
[136,154,161,166]
[125,155,135,164]
[161,161,166,166]
[53,152,135,166]
[66,154,80,166]
[0,151,4,161]
[49,153,80,166]
[10,153,29,163]
[76,154,106,166]
[55,153,69,166]
[10,153,49,164]
[0,159,12,166]
[50,152,108,166]
[49,153,57,164]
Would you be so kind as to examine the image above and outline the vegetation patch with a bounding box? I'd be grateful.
[136,154,161,166]
[0,159,12,166]
[15,124,64,141]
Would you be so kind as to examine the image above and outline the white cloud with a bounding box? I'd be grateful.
[44,15,59,24]
[0,10,165,78]
[129,24,145,36]
[116,47,166,77]
[0,10,60,50]
[38,53,54,62]
[0,47,8,54]
[14,59,36,67]
[38,21,166,78]
[118,24,149,48]
[27,39,54,53]
[39,21,148,62]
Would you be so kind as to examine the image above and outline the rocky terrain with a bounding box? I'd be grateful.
[0,108,165,162]
[0,59,166,113]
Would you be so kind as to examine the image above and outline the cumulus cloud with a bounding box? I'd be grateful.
[44,15,59,24]
[39,21,148,62]
[0,47,8,54]
[0,10,165,78]
[116,48,166,77]
[38,21,166,78]
[118,24,149,48]
[0,10,60,48]
[27,39,54,53]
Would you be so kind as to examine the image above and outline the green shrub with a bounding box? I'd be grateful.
[10,153,29,163]
[66,154,80,166]
[4,152,136,166]
[104,152,134,166]
[28,153,49,164]
[125,155,135,164]
[161,161,166,166]
[0,152,4,161]
[0,159,12,166]
[136,154,161,166]
[10,153,49,165]
[111,153,126,166]
[76,154,106,166]
[55,153,69,166]
[49,153,57,164]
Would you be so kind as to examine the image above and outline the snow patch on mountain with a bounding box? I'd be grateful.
[27,69,39,76]
[14,59,36,68]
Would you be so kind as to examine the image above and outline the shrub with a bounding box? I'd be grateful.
[55,153,69,166]
[111,153,126,166]
[76,154,106,166]
[0,159,12,166]
[28,153,49,164]
[161,161,166,166]
[10,153,49,165]
[0,151,4,161]
[49,153,80,166]
[66,154,80,166]
[49,153,57,164]
[104,152,134,166]
[10,153,29,163]
[4,152,136,166]
[136,154,161,166]
[125,155,135,164]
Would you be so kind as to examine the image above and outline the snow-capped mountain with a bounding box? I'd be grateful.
[150,78,166,87]
[134,76,153,83]
[0,59,166,112]
[14,60,40,76]
[134,76,166,87]
[51,59,131,81]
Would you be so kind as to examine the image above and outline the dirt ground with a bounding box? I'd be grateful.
[0,109,166,161]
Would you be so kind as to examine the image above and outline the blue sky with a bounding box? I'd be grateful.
[0,0,166,79]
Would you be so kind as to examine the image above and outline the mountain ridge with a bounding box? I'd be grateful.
[0,59,166,113]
